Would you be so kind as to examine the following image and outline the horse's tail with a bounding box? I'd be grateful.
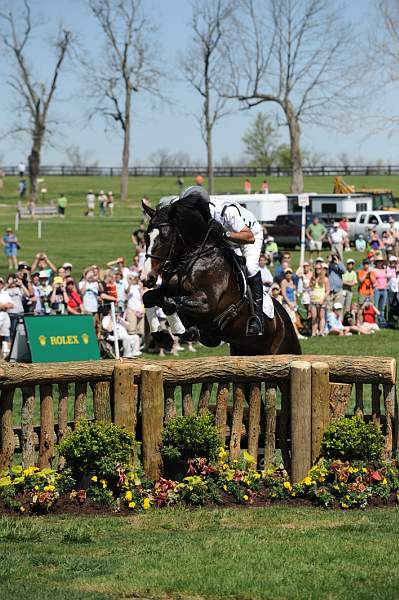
[273,299,302,355]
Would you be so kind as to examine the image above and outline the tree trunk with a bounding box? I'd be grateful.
[285,102,303,194]
[28,142,41,201]
[207,127,214,194]
[120,89,131,202]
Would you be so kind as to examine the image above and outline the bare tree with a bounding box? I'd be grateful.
[181,0,235,193]
[85,0,162,201]
[0,1,71,198]
[224,0,357,193]
[65,146,99,171]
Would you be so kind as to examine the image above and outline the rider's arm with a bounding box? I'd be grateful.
[226,226,254,244]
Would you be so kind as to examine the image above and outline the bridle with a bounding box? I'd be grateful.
[145,221,183,275]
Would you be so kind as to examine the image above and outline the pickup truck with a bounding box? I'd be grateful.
[347,211,399,241]
[266,213,329,248]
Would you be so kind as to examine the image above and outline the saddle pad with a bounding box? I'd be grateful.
[263,290,274,319]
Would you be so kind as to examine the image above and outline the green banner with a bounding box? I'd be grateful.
[23,315,100,362]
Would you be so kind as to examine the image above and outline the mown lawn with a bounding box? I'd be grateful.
[1,506,399,600]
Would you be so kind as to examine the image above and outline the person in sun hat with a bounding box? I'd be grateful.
[36,271,53,314]
[2,227,19,270]
[50,276,68,315]
[86,190,96,216]
[328,222,345,260]
[342,258,357,314]
[358,258,376,307]
[98,190,107,217]
[296,260,313,318]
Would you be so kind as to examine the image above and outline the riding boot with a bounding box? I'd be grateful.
[246,271,264,336]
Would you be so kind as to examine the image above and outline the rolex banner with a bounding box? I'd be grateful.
[10,315,100,363]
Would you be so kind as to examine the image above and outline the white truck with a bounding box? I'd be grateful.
[347,211,399,241]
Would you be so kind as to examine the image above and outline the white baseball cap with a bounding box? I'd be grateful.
[333,302,343,310]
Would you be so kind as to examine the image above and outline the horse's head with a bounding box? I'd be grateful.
[143,205,182,288]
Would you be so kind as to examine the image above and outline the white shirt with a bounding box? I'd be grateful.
[209,199,262,235]
[0,289,13,308]
[259,266,273,287]
[86,193,96,208]
[18,162,25,173]
[330,228,345,244]
[127,283,143,312]
[79,281,99,313]
[388,275,399,293]
[355,239,366,252]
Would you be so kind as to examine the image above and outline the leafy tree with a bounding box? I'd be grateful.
[242,113,279,168]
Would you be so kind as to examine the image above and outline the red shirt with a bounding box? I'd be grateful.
[363,305,377,324]
[67,290,83,311]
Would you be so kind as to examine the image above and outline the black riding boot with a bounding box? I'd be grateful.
[246,271,264,336]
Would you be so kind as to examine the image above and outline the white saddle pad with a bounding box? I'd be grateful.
[263,290,275,319]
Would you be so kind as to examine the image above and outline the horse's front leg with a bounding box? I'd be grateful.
[163,291,211,320]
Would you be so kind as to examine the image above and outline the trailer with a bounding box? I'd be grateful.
[210,193,288,223]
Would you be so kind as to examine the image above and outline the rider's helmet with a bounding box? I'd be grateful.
[180,185,210,203]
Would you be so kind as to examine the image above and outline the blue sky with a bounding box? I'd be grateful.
[0,0,398,167]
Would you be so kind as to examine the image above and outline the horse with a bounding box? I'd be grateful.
[142,197,301,356]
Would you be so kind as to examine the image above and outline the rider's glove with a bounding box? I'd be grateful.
[209,219,227,241]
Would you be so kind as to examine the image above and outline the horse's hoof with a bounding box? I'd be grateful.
[152,330,174,351]
[178,327,199,343]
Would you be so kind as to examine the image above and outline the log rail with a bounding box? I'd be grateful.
[0,355,397,481]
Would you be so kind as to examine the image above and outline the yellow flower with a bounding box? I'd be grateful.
[100,479,107,489]
[142,498,151,510]
[223,485,227,491]
[222,463,229,471]
[44,485,55,492]
[303,476,312,486]
[243,495,249,501]
[254,473,261,480]
[34,485,39,491]
[91,475,98,483]
[362,467,367,473]
[128,501,136,509]
[125,490,133,502]
[291,492,296,497]
[283,481,292,491]
[341,503,349,509]
[19,506,25,513]
[382,478,388,485]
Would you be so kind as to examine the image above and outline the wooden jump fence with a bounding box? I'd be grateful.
[0,355,397,482]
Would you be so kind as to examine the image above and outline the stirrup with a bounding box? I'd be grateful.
[246,315,263,336]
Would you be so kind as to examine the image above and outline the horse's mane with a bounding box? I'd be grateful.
[169,193,211,242]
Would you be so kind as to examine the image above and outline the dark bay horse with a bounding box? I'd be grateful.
[143,198,301,356]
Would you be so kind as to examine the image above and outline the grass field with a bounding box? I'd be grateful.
[0,173,398,275]
[2,174,399,600]
[1,506,399,600]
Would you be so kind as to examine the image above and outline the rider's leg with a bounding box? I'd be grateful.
[243,231,264,336]
[146,306,161,333]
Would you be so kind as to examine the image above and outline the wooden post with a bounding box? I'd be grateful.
[355,383,364,418]
[21,386,35,469]
[0,388,15,468]
[371,384,381,427]
[113,364,137,433]
[264,385,276,468]
[198,382,212,414]
[247,383,261,463]
[383,384,396,459]
[329,383,352,419]
[182,384,193,416]
[311,362,330,463]
[279,381,291,474]
[39,384,54,469]
[164,384,176,421]
[215,383,229,444]
[141,365,164,480]
[74,382,87,424]
[93,381,112,422]
[229,383,245,460]
[57,383,69,470]
[290,361,312,482]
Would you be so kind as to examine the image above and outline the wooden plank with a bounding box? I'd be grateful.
[311,362,330,463]
[164,384,176,422]
[215,383,229,444]
[290,361,312,482]
[371,384,381,427]
[0,355,395,387]
[39,384,54,469]
[21,386,35,468]
[182,384,193,416]
[264,386,276,468]
[74,382,87,423]
[383,384,395,459]
[93,381,112,422]
[248,383,261,463]
[329,383,352,419]
[113,364,137,432]
[355,383,364,418]
[229,383,245,460]
[141,365,164,480]
[0,388,15,468]
[279,382,291,474]
[57,383,69,470]
[198,382,212,414]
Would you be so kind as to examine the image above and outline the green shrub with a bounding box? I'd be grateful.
[161,413,221,461]
[58,420,138,477]
[321,416,384,461]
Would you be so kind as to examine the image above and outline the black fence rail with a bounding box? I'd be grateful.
[4,165,399,178]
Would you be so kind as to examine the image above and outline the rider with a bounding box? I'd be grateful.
[178,186,265,336]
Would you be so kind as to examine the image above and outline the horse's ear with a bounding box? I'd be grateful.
[142,201,155,218]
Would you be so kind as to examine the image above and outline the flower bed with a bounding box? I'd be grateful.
[1,450,399,516]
